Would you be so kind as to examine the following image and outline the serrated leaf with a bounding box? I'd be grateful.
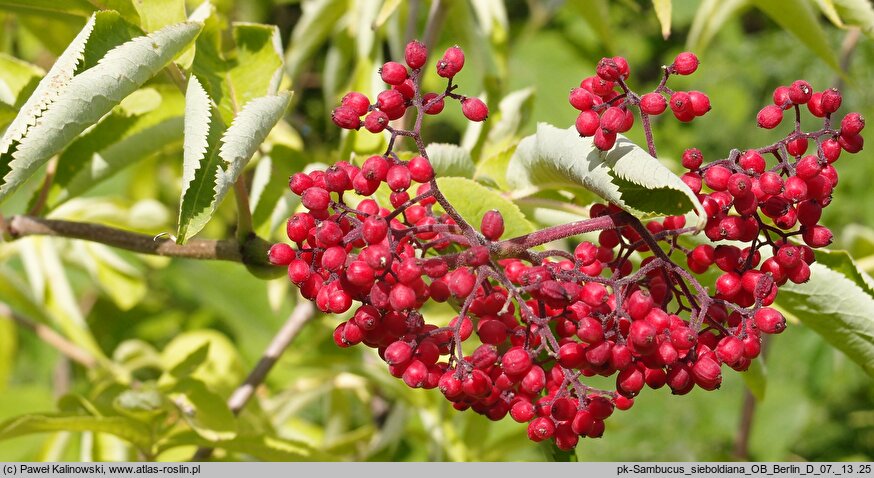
[652,0,672,39]
[755,0,841,71]
[169,378,236,441]
[427,144,476,178]
[833,0,874,37]
[192,15,285,123]
[687,0,750,53]
[507,123,706,227]
[0,20,203,203]
[777,249,874,376]
[177,87,291,242]
[49,86,185,208]
[435,177,535,239]
[0,414,152,452]
[159,330,245,394]
[0,13,96,157]
[78,11,142,72]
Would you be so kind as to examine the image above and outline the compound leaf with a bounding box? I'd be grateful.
[776,249,874,376]
[507,123,706,227]
[0,13,96,158]
[49,85,185,208]
[0,20,203,203]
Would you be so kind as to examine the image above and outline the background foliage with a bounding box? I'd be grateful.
[0,0,873,461]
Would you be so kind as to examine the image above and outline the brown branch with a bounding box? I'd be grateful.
[6,215,244,262]
[191,300,316,461]
[0,303,97,369]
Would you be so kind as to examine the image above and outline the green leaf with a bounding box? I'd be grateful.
[159,330,245,394]
[0,13,96,157]
[0,0,95,17]
[426,144,476,178]
[284,0,347,80]
[507,123,706,227]
[0,311,17,392]
[754,0,841,71]
[49,86,185,208]
[169,378,236,441]
[435,177,535,239]
[833,0,874,37]
[176,80,291,242]
[192,12,285,123]
[0,54,44,106]
[741,356,767,401]
[133,0,186,32]
[474,145,515,192]
[815,0,845,27]
[168,343,211,378]
[0,414,152,452]
[79,243,147,311]
[159,431,327,461]
[373,0,401,28]
[776,249,874,376]
[250,147,300,237]
[484,87,534,158]
[568,0,614,53]
[113,387,167,421]
[0,20,203,203]
[687,0,750,53]
[652,0,672,39]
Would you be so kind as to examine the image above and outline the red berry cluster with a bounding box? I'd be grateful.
[269,48,861,451]
[571,52,710,151]
[331,41,488,134]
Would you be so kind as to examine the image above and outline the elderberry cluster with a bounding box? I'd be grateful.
[268,44,863,452]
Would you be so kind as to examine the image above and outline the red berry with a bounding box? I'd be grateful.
[640,92,667,115]
[688,90,711,116]
[480,209,505,240]
[757,105,783,129]
[821,88,842,113]
[841,112,865,136]
[301,187,330,210]
[364,110,389,133]
[596,57,622,81]
[341,92,370,116]
[527,417,555,442]
[575,110,600,137]
[437,46,465,78]
[461,97,489,122]
[331,106,362,129]
[569,87,595,111]
[405,40,427,69]
[422,93,444,114]
[788,80,813,104]
[754,307,786,334]
[377,89,405,111]
[268,243,294,266]
[673,52,699,75]
[681,148,703,169]
[386,165,411,192]
[408,156,434,183]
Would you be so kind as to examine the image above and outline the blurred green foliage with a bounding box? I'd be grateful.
[0,0,872,462]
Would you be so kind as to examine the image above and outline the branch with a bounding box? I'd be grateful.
[6,215,244,262]
[191,300,316,461]
[0,303,97,369]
